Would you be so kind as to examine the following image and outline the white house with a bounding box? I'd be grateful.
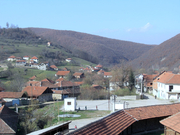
[64,97,76,111]
[23,56,30,61]
[66,58,72,62]
[7,55,16,61]
[153,72,180,100]
[30,56,38,63]
[38,63,47,70]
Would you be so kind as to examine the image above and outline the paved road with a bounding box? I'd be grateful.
[68,93,177,132]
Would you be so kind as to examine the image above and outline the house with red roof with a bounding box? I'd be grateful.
[66,58,72,62]
[22,86,53,102]
[50,65,58,71]
[0,105,19,135]
[94,64,103,70]
[23,55,30,61]
[73,72,84,79]
[55,71,70,78]
[104,72,112,78]
[16,60,26,66]
[30,56,38,63]
[160,112,180,134]
[7,55,16,61]
[153,71,180,99]
[29,75,37,81]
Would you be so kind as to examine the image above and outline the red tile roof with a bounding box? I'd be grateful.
[73,72,83,76]
[104,72,111,76]
[29,75,37,80]
[96,64,103,68]
[75,82,84,85]
[56,78,65,82]
[56,80,79,87]
[70,103,180,135]
[26,81,41,86]
[41,78,55,84]
[56,71,70,76]
[160,112,180,133]
[8,55,16,58]
[22,86,52,97]
[50,65,58,69]
[0,92,23,98]
[31,56,38,59]
[52,90,69,94]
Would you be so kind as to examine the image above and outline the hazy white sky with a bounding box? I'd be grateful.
[0,0,179,44]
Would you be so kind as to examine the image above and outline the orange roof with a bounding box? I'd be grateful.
[73,72,83,76]
[29,75,37,80]
[41,78,54,84]
[104,72,111,76]
[50,65,58,69]
[9,55,16,58]
[98,69,104,73]
[31,56,38,59]
[0,92,23,98]
[75,82,84,85]
[56,80,79,87]
[70,103,180,135]
[160,112,180,133]
[154,72,180,84]
[56,71,70,76]
[56,78,64,82]
[96,64,103,68]
[23,55,30,57]
[22,86,51,97]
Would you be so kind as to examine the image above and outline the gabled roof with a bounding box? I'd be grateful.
[16,60,26,63]
[26,81,41,86]
[56,80,79,87]
[0,105,18,134]
[155,72,180,84]
[41,78,55,84]
[97,69,104,74]
[56,78,64,82]
[22,86,52,97]
[56,71,70,76]
[73,72,83,76]
[69,103,180,135]
[41,81,58,88]
[160,112,180,133]
[50,65,58,69]
[31,56,38,59]
[8,55,16,58]
[75,82,84,85]
[23,55,30,58]
[104,72,112,76]
[96,64,103,68]
[0,92,23,98]
[29,75,37,80]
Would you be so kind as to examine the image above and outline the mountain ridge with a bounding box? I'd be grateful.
[26,27,155,66]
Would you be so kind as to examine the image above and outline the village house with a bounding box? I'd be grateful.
[29,75,37,81]
[30,56,38,63]
[104,72,112,78]
[143,73,158,93]
[66,58,72,62]
[94,64,103,70]
[38,63,47,70]
[22,86,53,102]
[0,105,19,135]
[50,65,58,70]
[55,71,70,78]
[69,103,180,135]
[73,72,84,79]
[23,55,30,61]
[16,60,26,66]
[153,71,180,99]
[160,112,180,135]
[7,55,16,61]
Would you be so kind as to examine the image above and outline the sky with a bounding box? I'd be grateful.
[0,0,180,45]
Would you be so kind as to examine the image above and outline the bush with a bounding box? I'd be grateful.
[113,88,136,96]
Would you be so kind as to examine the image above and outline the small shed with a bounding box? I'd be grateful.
[64,97,76,111]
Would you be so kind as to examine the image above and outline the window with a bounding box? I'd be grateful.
[67,102,71,105]
[169,85,173,92]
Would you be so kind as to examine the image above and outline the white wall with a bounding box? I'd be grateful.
[64,97,76,111]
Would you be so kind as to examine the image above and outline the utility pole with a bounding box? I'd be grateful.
[112,95,116,112]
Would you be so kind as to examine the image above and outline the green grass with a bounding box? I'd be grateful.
[32,101,110,127]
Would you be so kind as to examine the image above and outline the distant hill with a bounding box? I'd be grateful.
[27,28,155,66]
[130,34,180,71]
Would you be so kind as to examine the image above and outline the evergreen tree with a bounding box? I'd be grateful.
[128,69,135,92]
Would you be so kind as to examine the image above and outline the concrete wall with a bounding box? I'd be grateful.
[64,97,76,111]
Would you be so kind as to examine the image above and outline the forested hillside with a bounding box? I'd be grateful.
[27,28,155,66]
[130,34,180,71]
